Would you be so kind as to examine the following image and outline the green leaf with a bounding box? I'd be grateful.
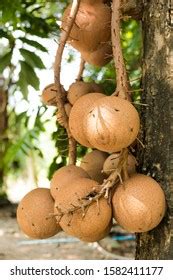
[48,156,67,180]
[3,138,24,167]
[0,0,21,24]
[0,51,12,73]
[16,112,27,123]
[17,70,28,97]
[19,60,40,90]
[0,29,10,40]
[19,37,48,52]
[20,48,45,69]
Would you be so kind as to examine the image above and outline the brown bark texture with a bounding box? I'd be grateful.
[136,0,173,259]
[121,0,143,19]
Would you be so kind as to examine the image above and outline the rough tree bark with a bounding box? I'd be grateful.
[136,0,173,259]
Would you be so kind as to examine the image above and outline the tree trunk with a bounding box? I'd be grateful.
[136,0,173,259]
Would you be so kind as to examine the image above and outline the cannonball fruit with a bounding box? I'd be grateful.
[81,42,112,67]
[83,96,140,152]
[54,177,112,242]
[50,165,90,200]
[62,2,111,53]
[41,83,66,106]
[103,152,137,176]
[69,92,105,147]
[17,188,61,239]
[67,81,103,105]
[80,150,108,183]
[112,174,166,233]
[80,221,112,242]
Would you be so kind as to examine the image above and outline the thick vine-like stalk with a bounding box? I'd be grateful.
[54,0,81,165]
[111,0,130,100]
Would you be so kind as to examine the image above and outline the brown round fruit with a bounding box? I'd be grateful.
[67,81,103,105]
[41,83,66,106]
[81,42,112,67]
[90,82,104,93]
[79,221,112,242]
[83,96,140,152]
[80,150,108,183]
[54,177,112,242]
[50,165,90,200]
[112,174,166,233]
[62,2,111,52]
[69,92,105,147]
[103,152,137,176]
[17,188,61,239]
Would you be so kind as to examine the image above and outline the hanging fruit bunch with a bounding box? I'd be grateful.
[17,0,166,242]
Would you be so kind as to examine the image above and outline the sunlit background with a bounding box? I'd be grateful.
[3,35,81,202]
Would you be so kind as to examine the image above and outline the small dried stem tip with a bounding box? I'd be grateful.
[111,0,131,101]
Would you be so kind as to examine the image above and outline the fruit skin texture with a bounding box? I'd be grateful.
[50,165,90,200]
[54,177,112,242]
[67,81,103,105]
[83,96,140,152]
[79,221,112,242]
[41,83,66,106]
[81,42,112,67]
[17,188,61,239]
[69,92,105,147]
[80,150,108,183]
[62,2,111,53]
[112,174,166,233]
[103,152,137,176]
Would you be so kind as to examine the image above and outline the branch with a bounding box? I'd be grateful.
[111,0,130,100]
[54,0,81,165]
[54,0,81,127]
[76,56,85,81]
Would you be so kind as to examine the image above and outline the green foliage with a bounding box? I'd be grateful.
[0,0,61,193]
[19,37,48,52]
[19,61,40,90]
[20,48,45,69]
[0,0,58,35]
[48,123,68,179]
[1,107,45,176]
[0,51,12,73]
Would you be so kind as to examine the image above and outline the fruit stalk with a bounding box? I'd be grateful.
[111,0,130,100]
[76,57,85,81]
[54,0,82,164]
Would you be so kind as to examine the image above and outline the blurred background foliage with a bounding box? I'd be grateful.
[0,0,142,200]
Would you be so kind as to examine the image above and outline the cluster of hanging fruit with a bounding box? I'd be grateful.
[17,0,166,242]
